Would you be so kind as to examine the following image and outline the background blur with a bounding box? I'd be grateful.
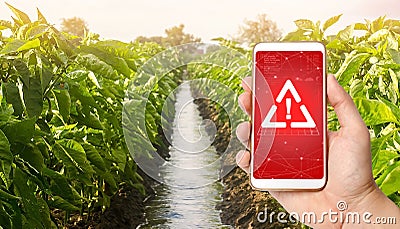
[1,0,399,42]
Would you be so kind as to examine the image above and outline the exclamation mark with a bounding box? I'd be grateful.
[286,98,291,120]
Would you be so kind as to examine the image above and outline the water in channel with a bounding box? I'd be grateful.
[139,82,230,229]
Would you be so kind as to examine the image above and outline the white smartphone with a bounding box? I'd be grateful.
[251,42,327,190]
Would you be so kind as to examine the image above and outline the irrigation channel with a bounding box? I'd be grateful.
[139,81,231,228]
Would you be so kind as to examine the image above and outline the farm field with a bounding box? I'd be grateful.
[0,3,399,229]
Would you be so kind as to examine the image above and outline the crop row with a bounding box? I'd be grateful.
[0,4,180,228]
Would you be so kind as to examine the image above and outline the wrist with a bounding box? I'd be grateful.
[349,183,384,213]
[343,184,400,228]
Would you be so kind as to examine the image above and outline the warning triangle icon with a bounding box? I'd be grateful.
[261,79,316,129]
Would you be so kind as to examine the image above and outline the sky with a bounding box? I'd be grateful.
[0,0,399,42]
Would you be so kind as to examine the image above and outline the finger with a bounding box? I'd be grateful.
[238,91,251,115]
[327,74,367,133]
[236,122,251,148]
[241,77,252,93]
[236,150,250,173]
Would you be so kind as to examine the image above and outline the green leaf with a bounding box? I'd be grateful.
[5,3,31,24]
[73,113,104,130]
[23,76,43,118]
[111,148,127,170]
[354,23,368,31]
[13,168,42,228]
[368,29,389,42]
[388,49,400,65]
[54,139,94,175]
[0,38,40,55]
[100,171,118,192]
[82,143,106,171]
[0,20,12,30]
[40,67,53,93]
[3,83,24,116]
[123,159,141,186]
[326,39,347,51]
[0,189,20,202]
[51,29,76,57]
[26,24,49,40]
[16,38,40,52]
[18,145,44,172]
[349,79,366,98]
[378,161,400,196]
[88,71,101,88]
[377,38,389,54]
[0,39,25,55]
[384,19,400,28]
[0,205,11,229]
[13,59,30,86]
[42,168,78,202]
[378,74,386,95]
[323,14,342,31]
[354,98,398,126]
[372,150,399,177]
[3,118,36,144]
[371,16,385,33]
[47,196,80,211]
[389,69,400,99]
[335,52,370,85]
[68,81,99,109]
[376,95,400,120]
[351,43,377,54]
[337,24,354,40]
[282,29,308,41]
[77,54,119,80]
[36,197,52,229]
[0,130,12,182]
[10,16,22,27]
[80,45,131,77]
[36,8,47,24]
[53,90,71,122]
[294,19,314,30]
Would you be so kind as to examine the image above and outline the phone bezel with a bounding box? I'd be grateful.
[250,42,327,190]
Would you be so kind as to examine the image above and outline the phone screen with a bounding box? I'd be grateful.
[253,50,324,179]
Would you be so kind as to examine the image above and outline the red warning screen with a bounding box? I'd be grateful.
[253,51,324,179]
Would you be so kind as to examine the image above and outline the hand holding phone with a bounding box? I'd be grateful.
[237,73,399,228]
[251,42,327,190]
